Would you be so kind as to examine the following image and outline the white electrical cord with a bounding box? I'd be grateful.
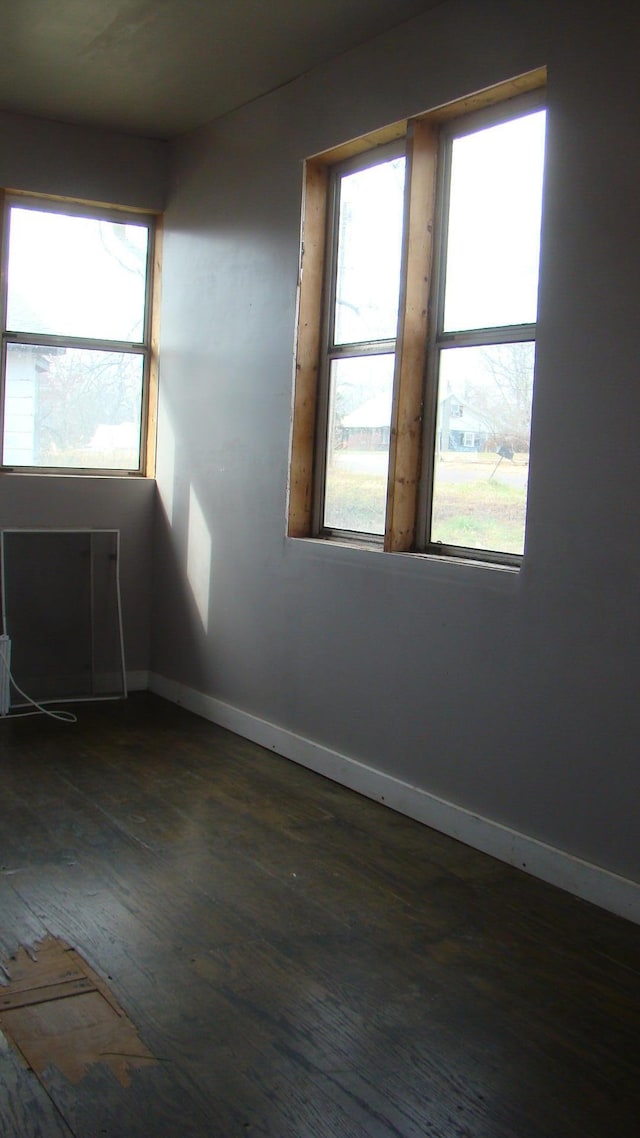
[0,649,77,724]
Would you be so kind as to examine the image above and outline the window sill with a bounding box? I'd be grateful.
[0,468,150,479]
[286,534,522,586]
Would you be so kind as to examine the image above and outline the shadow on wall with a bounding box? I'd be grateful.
[151,395,216,690]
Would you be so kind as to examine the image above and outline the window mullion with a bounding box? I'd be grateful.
[144,216,162,477]
[311,169,342,536]
[415,122,452,551]
[384,118,439,553]
[4,331,147,354]
[0,190,8,468]
[329,339,396,360]
[288,160,330,538]
[311,350,331,536]
[437,323,537,350]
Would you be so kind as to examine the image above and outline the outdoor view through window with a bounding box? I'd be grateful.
[2,204,151,471]
[324,154,405,534]
[431,108,546,556]
[320,103,546,558]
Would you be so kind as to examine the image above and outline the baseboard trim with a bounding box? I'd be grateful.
[149,672,639,925]
[127,670,150,692]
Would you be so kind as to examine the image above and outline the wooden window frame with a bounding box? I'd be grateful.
[0,192,160,478]
[315,138,406,543]
[288,67,546,564]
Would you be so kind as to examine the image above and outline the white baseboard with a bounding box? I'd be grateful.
[127,670,150,692]
[148,671,640,926]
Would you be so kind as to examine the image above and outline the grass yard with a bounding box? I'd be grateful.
[325,453,528,554]
[431,477,526,555]
[324,466,388,534]
[33,446,138,470]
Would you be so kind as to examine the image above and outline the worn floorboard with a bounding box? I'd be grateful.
[0,1030,75,1138]
[0,693,638,1137]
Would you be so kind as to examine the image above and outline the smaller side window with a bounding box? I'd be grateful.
[1,198,155,474]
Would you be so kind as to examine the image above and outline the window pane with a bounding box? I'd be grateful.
[324,354,394,534]
[3,343,143,469]
[431,343,535,556]
[334,157,405,345]
[443,109,546,332]
[6,207,149,342]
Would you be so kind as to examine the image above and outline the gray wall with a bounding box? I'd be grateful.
[0,110,169,672]
[0,108,167,210]
[153,0,640,882]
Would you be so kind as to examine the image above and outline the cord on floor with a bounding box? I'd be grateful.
[0,647,77,724]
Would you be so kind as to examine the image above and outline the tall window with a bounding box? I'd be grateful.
[428,104,546,557]
[1,197,155,474]
[290,76,547,565]
[322,145,406,535]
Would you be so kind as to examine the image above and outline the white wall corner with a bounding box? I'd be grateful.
[149,671,640,926]
[127,670,150,692]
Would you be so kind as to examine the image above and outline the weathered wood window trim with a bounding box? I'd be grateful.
[288,67,546,563]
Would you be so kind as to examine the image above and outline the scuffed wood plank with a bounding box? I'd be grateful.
[0,938,87,995]
[0,1029,74,1138]
[0,877,49,964]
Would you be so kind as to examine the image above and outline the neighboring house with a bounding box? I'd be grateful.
[2,345,52,466]
[437,393,489,453]
[3,295,63,466]
[340,392,391,449]
[339,391,491,453]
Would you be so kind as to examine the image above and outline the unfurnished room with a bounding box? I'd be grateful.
[0,2,638,1136]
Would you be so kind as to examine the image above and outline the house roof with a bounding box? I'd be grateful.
[343,391,490,434]
[343,393,391,429]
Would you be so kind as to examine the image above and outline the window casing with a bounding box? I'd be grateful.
[289,73,547,566]
[0,195,156,475]
[316,140,406,539]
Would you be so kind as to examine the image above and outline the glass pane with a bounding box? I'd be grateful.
[3,343,143,469]
[7,207,149,341]
[443,109,546,332]
[324,354,394,534]
[334,156,405,345]
[431,343,535,555]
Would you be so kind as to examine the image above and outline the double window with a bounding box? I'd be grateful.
[1,196,155,474]
[289,74,547,565]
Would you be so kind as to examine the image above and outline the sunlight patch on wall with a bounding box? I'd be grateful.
[187,484,212,632]
[156,400,176,524]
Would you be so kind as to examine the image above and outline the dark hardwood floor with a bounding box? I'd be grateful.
[0,693,638,1137]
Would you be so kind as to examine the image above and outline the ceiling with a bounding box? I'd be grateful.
[0,0,442,139]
